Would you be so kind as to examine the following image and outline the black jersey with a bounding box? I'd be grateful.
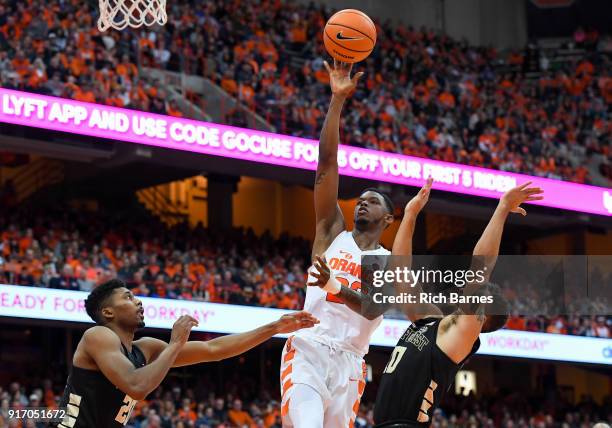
[373,317,480,427]
[57,342,146,428]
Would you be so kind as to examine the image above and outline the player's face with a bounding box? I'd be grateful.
[354,191,391,230]
[107,288,145,329]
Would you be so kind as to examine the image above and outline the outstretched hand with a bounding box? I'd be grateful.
[169,315,199,347]
[275,311,319,333]
[404,178,433,215]
[324,59,364,98]
[499,182,544,216]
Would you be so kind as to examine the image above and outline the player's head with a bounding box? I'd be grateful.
[481,283,509,333]
[85,279,145,329]
[354,189,394,232]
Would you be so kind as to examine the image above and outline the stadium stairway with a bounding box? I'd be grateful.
[140,68,273,132]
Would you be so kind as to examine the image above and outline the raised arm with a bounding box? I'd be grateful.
[391,178,442,321]
[472,181,544,279]
[312,60,364,258]
[438,182,544,363]
[83,316,197,400]
[135,311,318,367]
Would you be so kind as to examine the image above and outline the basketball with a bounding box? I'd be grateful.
[323,9,376,63]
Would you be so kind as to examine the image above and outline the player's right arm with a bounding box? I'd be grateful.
[312,60,364,258]
[82,315,197,400]
[437,183,543,363]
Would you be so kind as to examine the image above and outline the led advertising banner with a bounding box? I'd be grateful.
[1,285,609,365]
[0,89,610,216]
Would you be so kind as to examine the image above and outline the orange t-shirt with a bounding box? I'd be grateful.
[290,25,307,43]
[178,409,196,422]
[221,77,238,95]
[74,89,96,103]
[506,316,525,331]
[12,58,31,77]
[438,92,455,108]
[228,409,254,426]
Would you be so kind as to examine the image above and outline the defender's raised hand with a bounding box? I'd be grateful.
[499,182,544,216]
[324,59,364,98]
[275,311,319,333]
[404,178,433,216]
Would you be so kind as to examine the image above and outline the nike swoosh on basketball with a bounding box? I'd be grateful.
[336,31,364,41]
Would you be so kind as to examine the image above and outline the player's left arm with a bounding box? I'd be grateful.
[390,178,443,322]
[135,311,318,367]
[437,182,543,363]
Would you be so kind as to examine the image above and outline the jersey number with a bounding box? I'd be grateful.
[326,278,361,304]
[383,346,407,374]
[115,395,137,425]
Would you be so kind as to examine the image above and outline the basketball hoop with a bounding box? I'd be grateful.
[97,0,167,31]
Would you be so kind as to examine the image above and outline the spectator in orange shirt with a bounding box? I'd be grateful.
[506,311,526,331]
[74,84,96,103]
[263,402,281,428]
[276,289,295,310]
[438,91,455,108]
[228,399,254,427]
[18,229,33,254]
[546,317,567,335]
[11,50,31,77]
[238,83,256,107]
[221,71,238,95]
[178,398,197,423]
[116,54,138,81]
[167,99,183,117]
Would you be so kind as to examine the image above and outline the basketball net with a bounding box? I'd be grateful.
[98,0,167,31]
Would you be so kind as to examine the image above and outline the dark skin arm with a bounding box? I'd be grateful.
[312,60,364,259]
[80,315,197,400]
[135,311,318,367]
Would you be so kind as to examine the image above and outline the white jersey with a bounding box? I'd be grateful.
[295,230,390,357]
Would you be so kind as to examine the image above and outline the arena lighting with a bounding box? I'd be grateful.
[0,285,610,365]
[0,88,610,217]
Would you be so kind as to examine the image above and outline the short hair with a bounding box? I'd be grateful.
[85,279,127,324]
[360,188,394,214]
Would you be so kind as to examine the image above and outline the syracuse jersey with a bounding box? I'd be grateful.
[295,230,390,357]
[280,231,390,427]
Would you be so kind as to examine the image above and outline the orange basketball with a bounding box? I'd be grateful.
[323,9,376,63]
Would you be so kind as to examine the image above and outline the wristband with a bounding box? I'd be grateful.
[323,275,342,295]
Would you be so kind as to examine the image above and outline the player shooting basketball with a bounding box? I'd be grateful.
[57,279,317,428]
[279,59,396,428]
